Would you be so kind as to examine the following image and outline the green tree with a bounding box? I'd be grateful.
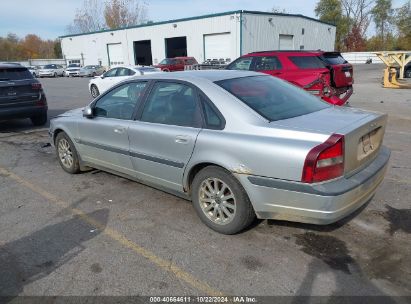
[315,0,350,50]
[371,0,393,48]
[54,40,62,58]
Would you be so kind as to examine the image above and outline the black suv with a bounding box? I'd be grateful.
[0,64,48,126]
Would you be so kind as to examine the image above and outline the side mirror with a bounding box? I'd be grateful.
[83,106,93,118]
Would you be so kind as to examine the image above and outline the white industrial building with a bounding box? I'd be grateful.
[60,10,336,67]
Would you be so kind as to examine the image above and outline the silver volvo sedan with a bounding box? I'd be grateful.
[49,70,390,234]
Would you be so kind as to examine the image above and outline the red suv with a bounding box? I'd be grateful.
[154,57,198,72]
[227,51,353,106]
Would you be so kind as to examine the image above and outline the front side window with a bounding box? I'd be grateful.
[288,56,326,69]
[141,82,199,127]
[94,82,147,120]
[253,56,282,71]
[216,76,329,122]
[227,57,253,71]
[104,68,118,77]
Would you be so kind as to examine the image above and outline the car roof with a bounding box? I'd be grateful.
[133,70,263,82]
[246,50,324,56]
[0,63,27,69]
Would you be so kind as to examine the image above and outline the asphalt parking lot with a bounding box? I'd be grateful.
[0,65,410,300]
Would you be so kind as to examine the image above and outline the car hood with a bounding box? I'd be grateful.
[57,107,84,118]
[269,106,375,134]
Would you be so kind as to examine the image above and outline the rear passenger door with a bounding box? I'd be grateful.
[128,81,202,192]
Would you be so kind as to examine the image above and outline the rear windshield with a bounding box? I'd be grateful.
[0,68,33,81]
[288,56,326,69]
[216,76,329,122]
[322,54,348,65]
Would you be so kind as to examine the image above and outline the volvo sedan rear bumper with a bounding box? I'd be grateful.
[235,146,390,225]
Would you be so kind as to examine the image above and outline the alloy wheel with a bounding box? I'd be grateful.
[198,178,236,225]
[58,138,74,169]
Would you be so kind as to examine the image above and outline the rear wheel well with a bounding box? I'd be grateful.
[187,163,227,194]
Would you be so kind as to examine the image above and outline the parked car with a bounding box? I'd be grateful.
[0,64,48,126]
[88,66,162,98]
[154,57,198,72]
[28,66,41,78]
[227,51,353,106]
[79,65,106,77]
[50,70,389,234]
[38,64,65,78]
[65,64,81,77]
[396,62,411,79]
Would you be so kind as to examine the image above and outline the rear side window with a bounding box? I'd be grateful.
[288,56,326,69]
[322,54,348,65]
[253,56,282,71]
[199,94,224,130]
[227,57,253,71]
[0,68,33,80]
[216,76,328,122]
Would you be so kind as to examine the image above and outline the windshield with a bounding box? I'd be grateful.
[68,64,80,68]
[0,68,33,81]
[159,59,176,65]
[216,76,329,122]
[44,64,55,69]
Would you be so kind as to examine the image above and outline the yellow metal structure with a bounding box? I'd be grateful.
[376,52,411,88]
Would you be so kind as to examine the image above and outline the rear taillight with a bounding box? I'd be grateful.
[302,134,344,183]
[32,83,42,90]
[36,93,47,106]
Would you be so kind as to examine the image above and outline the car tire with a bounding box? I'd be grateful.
[90,85,100,98]
[30,113,47,126]
[191,166,255,234]
[163,68,170,72]
[55,132,81,174]
[54,72,57,78]
[92,72,96,77]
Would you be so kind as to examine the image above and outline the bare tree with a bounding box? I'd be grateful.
[341,0,374,36]
[66,0,106,34]
[104,0,148,29]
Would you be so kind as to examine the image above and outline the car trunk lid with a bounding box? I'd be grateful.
[0,79,41,107]
[269,107,387,176]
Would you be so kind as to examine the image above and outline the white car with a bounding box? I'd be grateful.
[38,64,65,78]
[65,64,81,77]
[88,66,162,98]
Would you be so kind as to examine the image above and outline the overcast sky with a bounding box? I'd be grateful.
[0,0,407,40]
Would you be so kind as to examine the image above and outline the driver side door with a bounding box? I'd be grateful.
[99,68,119,93]
[77,81,148,175]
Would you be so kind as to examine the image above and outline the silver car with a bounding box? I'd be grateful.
[79,65,106,77]
[49,71,390,234]
[38,64,65,77]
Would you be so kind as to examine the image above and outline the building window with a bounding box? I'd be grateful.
[302,28,305,35]
[300,45,305,50]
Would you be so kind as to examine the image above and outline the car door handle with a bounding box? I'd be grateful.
[175,135,189,144]
[114,127,126,134]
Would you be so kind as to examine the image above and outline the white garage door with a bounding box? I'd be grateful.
[107,43,124,66]
[204,33,232,61]
[279,35,294,50]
